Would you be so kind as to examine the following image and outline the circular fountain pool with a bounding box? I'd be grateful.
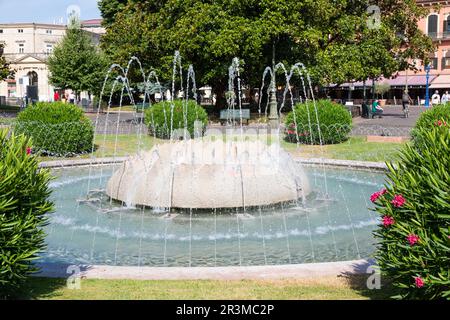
[39,164,384,267]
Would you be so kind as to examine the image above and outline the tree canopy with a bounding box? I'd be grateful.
[47,20,109,97]
[0,43,14,81]
[99,0,434,108]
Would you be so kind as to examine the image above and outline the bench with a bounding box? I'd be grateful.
[135,102,150,112]
[344,104,362,118]
[220,109,250,124]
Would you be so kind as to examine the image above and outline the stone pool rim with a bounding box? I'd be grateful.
[35,259,375,280]
[39,156,389,172]
[35,157,384,279]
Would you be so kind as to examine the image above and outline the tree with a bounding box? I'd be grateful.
[98,0,129,27]
[375,82,391,99]
[48,19,109,98]
[0,43,14,81]
[99,0,434,111]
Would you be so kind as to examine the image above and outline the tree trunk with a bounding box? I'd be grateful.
[213,81,227,116]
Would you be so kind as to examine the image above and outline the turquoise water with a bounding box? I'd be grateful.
[40,165,385,267]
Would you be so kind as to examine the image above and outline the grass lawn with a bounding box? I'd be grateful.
[33,134,406,163]
[20,275,393,300]
[106,106,143,112]
[282,136,406,162]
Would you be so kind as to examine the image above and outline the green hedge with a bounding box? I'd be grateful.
[14,102,94,156]
[0,129,53,298]
[144,100,208,139]
[284,100,352,145]
[373,125,450,299]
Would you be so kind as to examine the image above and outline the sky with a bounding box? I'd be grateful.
[0,0,101,24]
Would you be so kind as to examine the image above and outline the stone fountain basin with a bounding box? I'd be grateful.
[106,140,311,209]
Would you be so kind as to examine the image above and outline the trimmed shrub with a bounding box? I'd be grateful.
[0,129,53,298]
[372,124,450,300]
[14,102,94,156]
[284,100,352,145]
[144,100,208,139]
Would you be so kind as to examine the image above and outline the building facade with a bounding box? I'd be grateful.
[0,21,104,103]
[327,0,450,105]
[405,0,450,94]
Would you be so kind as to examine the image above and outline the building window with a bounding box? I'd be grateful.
[18,43,24,53]
[46,44,53,54]
[444,57,450,69]
[429,58,438,70]
[18,29,23,33]
[428,14,438,37]
[0,30,3,33]
[46,29,52,34]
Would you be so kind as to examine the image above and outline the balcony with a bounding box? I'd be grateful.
[427,32,450,40]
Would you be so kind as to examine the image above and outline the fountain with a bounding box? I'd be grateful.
[103,52,312,210]
[106,140,310,209]
[35,51,384,268]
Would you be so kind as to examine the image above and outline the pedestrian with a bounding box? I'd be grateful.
[441,90,450,105]
[402,90,412,111]
[54,91,60,102]
[431,90,441,106]
[69,92,75,104]
[371,99,384,118]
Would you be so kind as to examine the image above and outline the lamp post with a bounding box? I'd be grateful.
[425,64,431,108]
[268,41,279,129]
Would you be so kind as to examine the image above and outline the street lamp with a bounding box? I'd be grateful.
[425,64,431,108]
[268,41,279,129]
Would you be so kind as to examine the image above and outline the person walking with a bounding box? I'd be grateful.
[53,91,60,102]
[431,90,441,106]
[69,92,75,104]
[441,91,450,105]
[402,90,412,116]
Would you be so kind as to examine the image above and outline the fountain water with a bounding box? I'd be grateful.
[37,51,383,268]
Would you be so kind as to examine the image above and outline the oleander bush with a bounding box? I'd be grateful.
[412,104,450,147]
[284,99,352,145]
[14,102,94,156]
[144,100,208,139]
[0,129,53,299]
[372,124,450,300]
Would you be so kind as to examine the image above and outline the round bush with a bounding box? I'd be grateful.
[284,100,352,145]
[372,125,450,299]
[15,102,94,156]
[144,100,208,139]
[0,129,53,298]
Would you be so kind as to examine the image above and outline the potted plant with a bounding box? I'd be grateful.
[375,82,391,107]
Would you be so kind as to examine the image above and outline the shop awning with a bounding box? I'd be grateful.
[388,75,435,87]
[330,75,435,89]
[429,75,450,89]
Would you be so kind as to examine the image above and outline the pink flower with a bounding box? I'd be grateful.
[287,130,295,135]
[407,234,420,246]
[370,188,387,203]
[382,216,395,227]
[414,276,425,288]
[370,191,381,202]
[434,120,448,127]
[391,194,406,208]
[26,147,32,155]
